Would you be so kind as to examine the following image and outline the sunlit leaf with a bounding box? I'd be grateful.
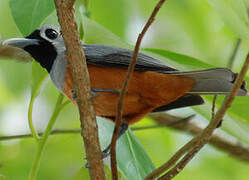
[89,0,128,39]
[98,118,155,179]
[0,175,5,180]
[9,0,55,35]
[208,0,249,39]
[72,167,90,180]
[227,0,249,23]
[144,48,213,69]
[80,15,131,48]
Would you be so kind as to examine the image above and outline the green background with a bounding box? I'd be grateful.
[0,0,249,179]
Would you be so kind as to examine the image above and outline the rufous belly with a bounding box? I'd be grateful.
[62,64,195,124]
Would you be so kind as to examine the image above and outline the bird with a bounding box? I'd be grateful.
[3,25,248,155]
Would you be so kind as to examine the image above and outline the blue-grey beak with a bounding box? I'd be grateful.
[3,38,39,49]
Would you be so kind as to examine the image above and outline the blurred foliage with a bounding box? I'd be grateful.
[0,0,249,179]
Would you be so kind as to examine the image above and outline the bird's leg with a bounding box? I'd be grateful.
[84,123,128,168]
[101,123,129,159]
[70,88,119,100]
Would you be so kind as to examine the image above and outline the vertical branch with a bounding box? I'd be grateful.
[28,95,40,141]
[146,28,246,180]
[54,0,106,179]
[158,53,249,180]
[110,0,167,179]
[211,95,217,120]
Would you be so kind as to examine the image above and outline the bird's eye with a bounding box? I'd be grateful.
[45,29,58,40]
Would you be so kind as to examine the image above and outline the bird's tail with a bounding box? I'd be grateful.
[167,68,248,96]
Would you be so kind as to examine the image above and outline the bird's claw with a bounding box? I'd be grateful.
[91,88,119,99]
[71,88,119,100]
[70,89,77,100]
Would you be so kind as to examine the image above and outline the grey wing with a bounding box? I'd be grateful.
[82,44,177,72]
[82,44,205,111]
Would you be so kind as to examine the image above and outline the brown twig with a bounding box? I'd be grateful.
[1,114,249,163]
[0,129,80,141]
[159,146,200,180]
[144,132,199,180]
[211,95,217,120]
[54,0,105,179]
[109,0,167,179]
[150,113,249,162]
[158,53,249,180]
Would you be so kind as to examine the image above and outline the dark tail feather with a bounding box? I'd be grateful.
[152,94,204,112]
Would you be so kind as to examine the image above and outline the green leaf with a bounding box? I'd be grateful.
[144,48,214,69]
[227,0,249,23]
[80,15,131,48]
[0,175,5,180]
[89,0,128,39]
[9,0,55,35]
[208,0,249,39]
[72,167,90,180]
[97,118,155,179]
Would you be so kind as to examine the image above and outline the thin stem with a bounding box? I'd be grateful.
[0,129,80,141]
[28,95,40,141]
[110,0,167,179]
[1,114,249,163]
[0,117,191,142]
[28,94,66,180]
[144,136,198,180]
[227,39,241,70]
[211,95,217,120]
[159,53,249,180]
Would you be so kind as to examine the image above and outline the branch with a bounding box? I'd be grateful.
[150,113,249,162]
[1,114,249,163]
[0,115,192,140]
[110,0,167,179]
[0,129,81,141]
[54,0,105,179]
[159,52,249,180]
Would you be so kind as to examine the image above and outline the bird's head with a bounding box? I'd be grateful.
[4,25,64,72]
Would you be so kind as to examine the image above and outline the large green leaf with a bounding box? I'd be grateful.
[80,15,131,48]
[0,175,5,180]
[208,0,249,39]
[97,118,155,180]
[89,0,128,39]
[72,167,90,180]
[144,48,214,69]
[9,0,55,35]
[227,0,249,23]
